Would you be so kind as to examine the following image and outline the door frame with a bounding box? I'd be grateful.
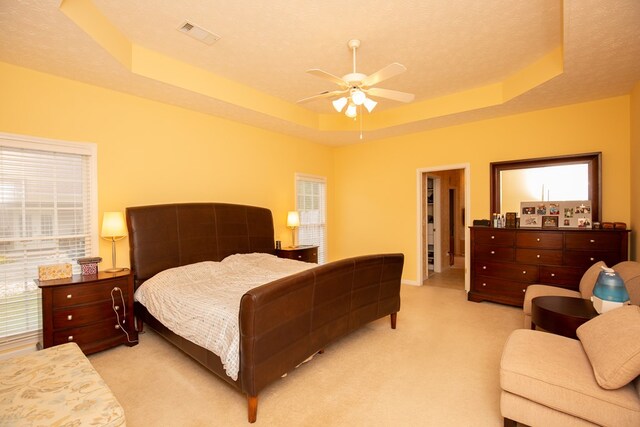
[416,163,471,290]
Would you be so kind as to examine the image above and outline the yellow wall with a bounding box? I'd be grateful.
[631,81,640,260]
[0,61,634,280]
[0,62,334,265]
[332,96,631,282]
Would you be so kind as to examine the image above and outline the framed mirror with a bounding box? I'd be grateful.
[490,152,601,222]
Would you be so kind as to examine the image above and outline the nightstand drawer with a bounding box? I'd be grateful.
[52,318,124,347]
[276,246,318,263]
[52,279,129,307]
[53,300,127,329]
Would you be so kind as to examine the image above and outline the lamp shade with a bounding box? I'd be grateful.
[345,104,357,118]
[351,89,366,106]
[287,211,300,228]
[363,97,377,113]
[332,97,348,112]
[101,212,127,238]
[591,267,629,313]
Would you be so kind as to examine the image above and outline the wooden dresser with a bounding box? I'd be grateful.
[469,227,629,306]
[37,270,138,354]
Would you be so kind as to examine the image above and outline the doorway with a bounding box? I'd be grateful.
[418,164,470,290]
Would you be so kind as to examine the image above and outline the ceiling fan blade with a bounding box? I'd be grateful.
[306,69,349,87]
[361,63,407,87]
[367,87,415,103]
[297,89,349,104]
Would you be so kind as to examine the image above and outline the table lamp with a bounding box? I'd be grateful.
[101,211,127,273]
[287,211,300,247]
[591,266,629,313]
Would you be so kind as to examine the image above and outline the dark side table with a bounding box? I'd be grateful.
[531,296,598,339]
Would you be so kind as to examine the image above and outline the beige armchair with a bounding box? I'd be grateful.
[523,261,640,328]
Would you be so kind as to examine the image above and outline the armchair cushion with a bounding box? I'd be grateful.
[500,329,640,426]
[612,261,640,305]
[577,305,640,389]
[578,260,607,299]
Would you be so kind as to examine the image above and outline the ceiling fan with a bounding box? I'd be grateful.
[297,39,415,118]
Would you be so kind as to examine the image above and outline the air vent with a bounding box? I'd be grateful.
[177,21,220,45]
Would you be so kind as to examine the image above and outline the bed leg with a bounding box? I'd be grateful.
[135,316,144,333]
[247,395,258,423]
[390,312,397,329]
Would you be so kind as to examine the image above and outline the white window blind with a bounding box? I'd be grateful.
[295,174,326,264]
[0,133,97,344]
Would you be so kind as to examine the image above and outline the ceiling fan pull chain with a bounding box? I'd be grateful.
[359,106,364,140]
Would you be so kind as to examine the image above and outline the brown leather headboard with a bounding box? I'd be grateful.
[126,203,275,287]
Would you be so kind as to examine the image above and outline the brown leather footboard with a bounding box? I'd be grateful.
[239,253,404,398]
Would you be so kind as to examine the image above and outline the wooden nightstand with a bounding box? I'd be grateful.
[36,270,138,355]
[275,245,319,263]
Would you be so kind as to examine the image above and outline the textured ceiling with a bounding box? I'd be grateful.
[0,0,639,145]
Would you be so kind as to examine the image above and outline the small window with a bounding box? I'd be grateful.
[295,174,327,264]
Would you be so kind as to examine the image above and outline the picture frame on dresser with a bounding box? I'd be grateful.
[542,215,558,228]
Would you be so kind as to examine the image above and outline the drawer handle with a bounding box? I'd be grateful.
[590,239,595,243]
[490,250,495,255]
[115,325,120,330]
[590,257,595,261]
[482,266,487,270]
[66,294,72,299]
[522,270,527,274]
[114,305,120,311]
[536,254,540,258]
[522,289,526,293]
[482,283,486,287]
[297,255,302,259]
[491,235,495,239]
[67,315,72,321]
[536,238,540,242]
[67,335,73,341]
[551,273,556,277]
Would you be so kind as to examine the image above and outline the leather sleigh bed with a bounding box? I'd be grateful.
[126,202,404,423]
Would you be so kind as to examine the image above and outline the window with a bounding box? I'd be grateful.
[0,133,97,347]
[295,174,326,264]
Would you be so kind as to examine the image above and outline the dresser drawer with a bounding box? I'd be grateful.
[52,318,124,347]
[52,279,128,307]
[565,233,621,251]
[473,276,528,297]
[564,251,621,267]
[53,300,127,329]
[515,248,563,265]
[473,229,514,246]
[516,231,563,249]
[539,266,584,289]
[474,261,538,282]
[473,245,514,261]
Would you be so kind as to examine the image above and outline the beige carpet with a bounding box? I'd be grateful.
[88,285,522,426]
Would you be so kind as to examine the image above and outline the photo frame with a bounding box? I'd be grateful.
[542,215,559,228]
[520,200,592,229]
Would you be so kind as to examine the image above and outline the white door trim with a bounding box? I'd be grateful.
[416,163,471,290]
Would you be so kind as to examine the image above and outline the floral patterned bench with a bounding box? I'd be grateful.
[0,342,125,426]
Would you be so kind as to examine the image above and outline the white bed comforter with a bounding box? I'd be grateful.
[134,253,315,380]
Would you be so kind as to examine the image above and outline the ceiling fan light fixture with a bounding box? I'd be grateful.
[332,97,348,112]
[345,104,357,118]
[363,97,377,113]
[351,89,366,106]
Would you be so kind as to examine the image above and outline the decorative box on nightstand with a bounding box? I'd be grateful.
[275,245,319,263]
[36,270,138,355]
